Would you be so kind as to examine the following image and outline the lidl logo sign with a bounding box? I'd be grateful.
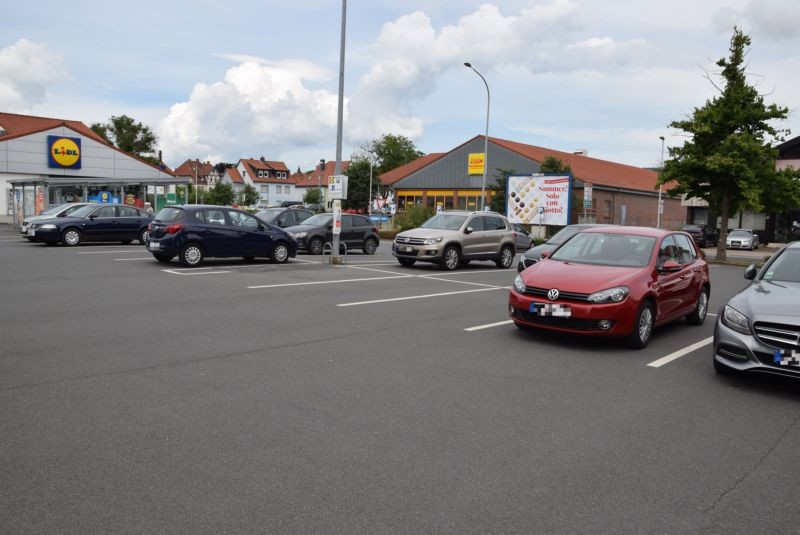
[48,136,82,169]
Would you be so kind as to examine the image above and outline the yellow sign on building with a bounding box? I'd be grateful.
[468,153,485,175]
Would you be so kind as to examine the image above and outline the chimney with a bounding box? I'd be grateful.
[260,156,266,163]
[573,149,588,156]
[319,158,326,172]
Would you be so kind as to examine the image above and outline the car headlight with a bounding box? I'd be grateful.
[722,305,751,335]
[513,275,526,293]
[40,224,57,230]
[587,286,629,303]
[422,237,442,245]
[293,231,307,238]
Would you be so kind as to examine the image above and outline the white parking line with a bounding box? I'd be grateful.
[291,257,322,264]
[647,337,714,368]
[465,320,514,331]
[423,276,506,288]
[77,250,145,254]
[343,265,409,276]
[337,287,505,307]
[248,274,412,289]
[163,269,231,276]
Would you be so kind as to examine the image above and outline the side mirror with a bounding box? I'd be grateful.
[659,260,682,272]
[539,250,551,259]
[258,223,266,231]
[88,214,97,220]
[744,264,757,280]
[464,226,474,235]
[327,225,333,230]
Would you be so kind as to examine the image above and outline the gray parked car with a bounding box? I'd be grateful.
[713,241,800,378]
[512,223,534,252]
[393,210,516,270]
[20,202,91,240]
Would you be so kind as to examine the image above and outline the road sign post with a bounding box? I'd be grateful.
[328,175,348,264]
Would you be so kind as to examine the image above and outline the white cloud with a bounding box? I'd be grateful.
[713,0,800,40]
[158,60,341,166]
[0,39,69,113]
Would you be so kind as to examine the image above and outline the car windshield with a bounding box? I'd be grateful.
[67,204,99,218]
[761,248,800,283]
[155,208,186,222]
[255,208,282,222]
[547,225,582,244]
[729,230,752,237]
[550,232,656,267]
[421,214,467,230]
[41,203,70,216]
[302,213,332,226]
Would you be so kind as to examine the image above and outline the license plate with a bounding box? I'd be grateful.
[401,245,413,252]
[28,230,35,237]
[774,349,800,367]
[148,242,160,250]
[530,302,571,317]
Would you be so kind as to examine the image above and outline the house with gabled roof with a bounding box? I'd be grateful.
[1,111,184,224]
[235,157,295,208]
[380,135,684,229]
[174,159,217,190]
[290,160,351,207]
[218,165,246,202]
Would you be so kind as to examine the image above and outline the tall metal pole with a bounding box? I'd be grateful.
[465,62,490,211]
[657,136,665,228]
[368,145,373,220]
[331,0,347,263]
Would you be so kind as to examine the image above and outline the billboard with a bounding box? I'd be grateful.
[506,174,571,226]
[468,153,485,175]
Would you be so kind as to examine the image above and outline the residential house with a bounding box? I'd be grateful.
[236,157,293,207]
[290,160,351,207]
[174,159,215,191]
[219,166,245,203]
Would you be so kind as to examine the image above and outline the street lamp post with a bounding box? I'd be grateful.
[657,136,665,228]
[331,0,347,264]
[464,62,490,211]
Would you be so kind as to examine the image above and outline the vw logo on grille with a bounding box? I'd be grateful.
[547,288,560,301]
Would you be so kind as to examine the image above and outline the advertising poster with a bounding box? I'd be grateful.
[506,174,571,226]
[14,189,24,227]
[35,186,44,215]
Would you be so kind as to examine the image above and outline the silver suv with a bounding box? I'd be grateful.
[393,210,516,270]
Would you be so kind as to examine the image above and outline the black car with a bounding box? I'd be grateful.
[284,213,380,255]
[28,203,153,246]
[713,241,800,378]
[146,205,298,267]
[254,207,313,228]
[681,224,718,248]
[517,223,614,272]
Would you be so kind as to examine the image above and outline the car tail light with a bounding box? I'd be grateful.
[372,227,379,233]
[148,222,155,232]
[165,224,183,234]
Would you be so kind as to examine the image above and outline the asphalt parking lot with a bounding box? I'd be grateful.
[1,226,799,533]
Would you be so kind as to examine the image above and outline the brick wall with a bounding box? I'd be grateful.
[573,189,686,229]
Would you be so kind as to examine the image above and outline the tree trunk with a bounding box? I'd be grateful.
[717,193,729,262]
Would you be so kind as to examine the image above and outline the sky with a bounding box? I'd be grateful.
[2,0,799,172]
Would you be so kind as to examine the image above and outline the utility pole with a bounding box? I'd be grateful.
[657,136,665,228]
[331,0,346,264]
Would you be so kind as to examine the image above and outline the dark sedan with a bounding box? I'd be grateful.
[517,223,614,272]
[254,207,313,228]
[28,203,153,246]
[146,205,298,267]
[284,213,380,255]
[713,241,800,378]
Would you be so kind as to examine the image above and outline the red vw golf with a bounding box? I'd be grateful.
[509,227,710,348]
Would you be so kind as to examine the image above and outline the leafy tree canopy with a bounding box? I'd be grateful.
[91,115,159,164]
[303,187,323,205]
[658,27,797,260]
[539,156,572,174]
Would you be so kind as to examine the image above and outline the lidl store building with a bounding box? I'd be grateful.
[1,112,188,226]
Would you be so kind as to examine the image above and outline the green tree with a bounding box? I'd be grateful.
[240,184,259,206]
[371,134,424,174]
[203,182,234,206]
[91,115,159,165]
[489,168,517,214]
[303,187,323,205]
[539,156,572,174]
[658,27,796,261]
[343,158,373,211]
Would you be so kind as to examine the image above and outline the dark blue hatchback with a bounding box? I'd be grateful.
[146,205,298,267]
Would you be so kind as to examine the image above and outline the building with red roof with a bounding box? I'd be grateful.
[1,112,184,224]
[380,135,684,229]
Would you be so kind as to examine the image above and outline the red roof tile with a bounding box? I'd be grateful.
[226,166,243,184]
[379,136,672,192]
[379,153,445,186]
[0,112,174,176]
[291,160,351,187]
